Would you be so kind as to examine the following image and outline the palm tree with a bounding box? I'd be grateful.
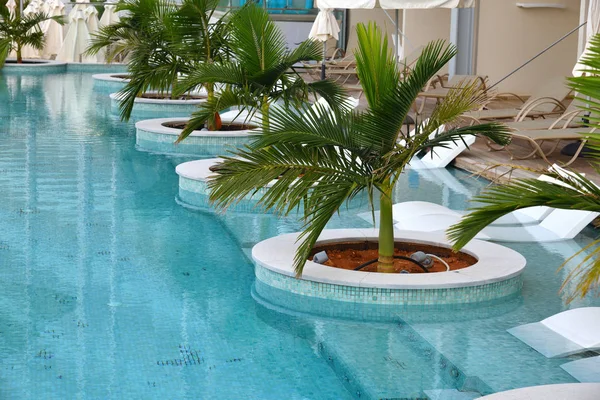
[205,22,511,276]
[174,2,346,139]
[0,1,64,66]
[86,0,229,121]
[448,35,600,301]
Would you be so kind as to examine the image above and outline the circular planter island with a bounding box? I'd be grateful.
[176,158,371,213]
[2,59,67,74]
[109,91,207,117]
[253,229,526,306]
[92,73,130,90]
[136,112,259,156]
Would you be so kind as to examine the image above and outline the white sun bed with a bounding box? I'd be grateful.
[561,356,600,383]
[478,383,600,399]
[507,307,600,358]
[387,165,598,242]
[390,199,596,242]
[399,121,474,170]
[218,96,360,126]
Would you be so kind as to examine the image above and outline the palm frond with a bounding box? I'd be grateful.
[560,239,600,302]
[448,175,600,249]
[176,87,261,142]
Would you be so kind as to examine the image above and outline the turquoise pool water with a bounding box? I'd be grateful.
[0,71,599,399]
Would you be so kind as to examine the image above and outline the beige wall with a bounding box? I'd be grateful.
[347,8,452,67]
[345,1,581,93]
[476,0,580,93]
[347,9,400,55]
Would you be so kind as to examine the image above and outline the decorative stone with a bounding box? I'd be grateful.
[252,229,526,305]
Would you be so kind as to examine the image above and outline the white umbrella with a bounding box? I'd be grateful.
[84,5,99,34]
[309,7,340,79]
[573,0,600,76]
[41,0,65,58]
[83,5,103,62]
[99,2,120,27]
[6,0,17,18]
[21,0,45,58]
[67,0,87,22]
[56,10,95,62]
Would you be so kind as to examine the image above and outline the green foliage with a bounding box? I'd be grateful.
[175,3,345,139]
[449,33,600,301]
[87,0,229,121]
[0,1,64,66]
[208,22,511,276]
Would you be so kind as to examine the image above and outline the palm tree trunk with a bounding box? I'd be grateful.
[16,45,22,64]
[261,96,269,131]
[378,182,395,273]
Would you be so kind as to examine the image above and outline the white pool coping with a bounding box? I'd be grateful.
[92,73,130,83]
[252,229,526,290]
[479,383,600,399]
[176,158,278,187]
[136,117,259,138]
[3,59,67,68]
[109,92,208,106]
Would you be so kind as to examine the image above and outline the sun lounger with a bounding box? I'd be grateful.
[503,103,585,131]
[507,307,600,358]
[396,120,473,169]
[464,76,572,122]
[391,199,597,242]
[502,127,595,166]
[478,383,600,399]
[387,165,598,242]
[561,356,600,383]
[416,74,487,114]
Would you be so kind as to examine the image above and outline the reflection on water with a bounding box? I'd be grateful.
[0,72,599,400]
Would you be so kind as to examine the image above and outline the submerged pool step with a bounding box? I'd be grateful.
[424,389,481,399]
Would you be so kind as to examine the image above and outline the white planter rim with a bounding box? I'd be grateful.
[136,118,259,138]
[252,229,526,290]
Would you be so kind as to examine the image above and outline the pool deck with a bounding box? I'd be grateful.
[454,137,600,186]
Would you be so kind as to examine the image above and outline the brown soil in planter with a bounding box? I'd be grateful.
[5,60,49,64]
[309,241,477,274]
[140,93,207,100]
[163,121,257,131]
[111,74,130,79]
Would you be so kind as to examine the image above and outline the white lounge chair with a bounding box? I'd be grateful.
[390,199,596,242]
[507,307,600,358]
[219,96,360,126]
[561,356,600,383]
[388,165,598,242]
[400,120,473,170]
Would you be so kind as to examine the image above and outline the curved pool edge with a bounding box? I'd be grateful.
[136,118,258,157]
[252,228,526,305]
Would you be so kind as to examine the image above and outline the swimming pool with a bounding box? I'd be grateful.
[0,71,598,399]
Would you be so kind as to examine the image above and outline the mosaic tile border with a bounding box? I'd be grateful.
[252,229,527,305]
[67,63,128,73]
[255,263,523,305]
[137,129,255,157]
[2,61,67,74]
[110,93,204,117]
[176,159,371,212]
[179,177,270,213]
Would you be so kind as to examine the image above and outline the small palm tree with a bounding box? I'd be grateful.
[449,34,600,302]
[0,1,64,66]
[87,0,228,121]
[175,2,345,139]
[206,23,510,276]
